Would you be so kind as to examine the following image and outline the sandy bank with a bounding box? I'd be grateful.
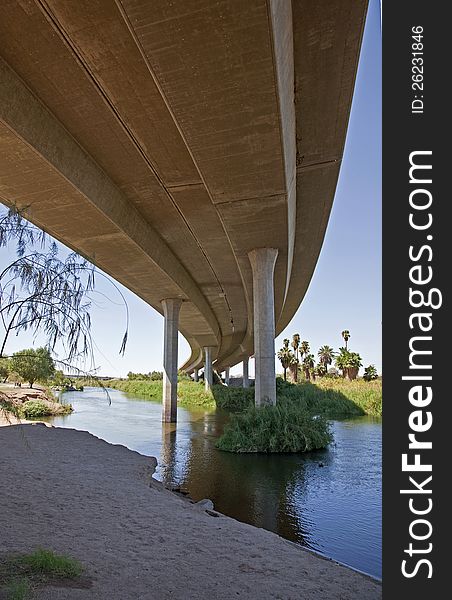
[0,424,381,599]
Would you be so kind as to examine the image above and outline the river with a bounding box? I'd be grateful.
[46,387,381,578]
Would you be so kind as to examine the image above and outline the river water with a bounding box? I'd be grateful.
[46,387,381,578]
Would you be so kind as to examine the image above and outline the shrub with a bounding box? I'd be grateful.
[212,385,254,412]
[217,403,332,453]
[19,400,52,418]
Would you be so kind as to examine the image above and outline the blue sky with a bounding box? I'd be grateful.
[0,0,381,377]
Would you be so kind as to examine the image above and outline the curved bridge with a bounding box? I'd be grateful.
[0,0,368,418]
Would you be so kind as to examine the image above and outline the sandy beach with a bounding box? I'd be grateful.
[0,424,381,599]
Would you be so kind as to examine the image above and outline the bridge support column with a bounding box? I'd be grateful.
[248,248,278,406]
[242,358,249,388]
[193,368,199,382]
[224,367,230,386]
[162,298,182,422]
[204,346,214,391]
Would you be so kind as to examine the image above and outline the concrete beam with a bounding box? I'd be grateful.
[243,358,250,389]
[204,346,214,392]
[224,367,230,386]
[162,298,182,422]
[248,248,278,406]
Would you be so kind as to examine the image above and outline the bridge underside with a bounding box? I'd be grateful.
[0,0,367,379]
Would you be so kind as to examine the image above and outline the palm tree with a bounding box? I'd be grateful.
[277,339,293,381]
[341,330,350,350]
[302,354,315,381]
[290,334,300,382]
[335,347,350,378]
[291,334,300,361]
[300,340,310,359]
[318,345,334,375]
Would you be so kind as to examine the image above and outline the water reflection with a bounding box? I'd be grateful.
[49,388,381,578]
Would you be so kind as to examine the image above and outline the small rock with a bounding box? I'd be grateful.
[195,498,214,511]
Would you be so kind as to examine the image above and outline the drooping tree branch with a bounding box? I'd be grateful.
[0,204,128,367]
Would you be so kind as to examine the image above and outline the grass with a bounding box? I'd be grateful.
[20,549,83,579]
[107,379,216,409]
[0,549,84,599]
[215,377,381,454]
[216,403,333,453]
[4,578,30,600]
[212,377,382,418]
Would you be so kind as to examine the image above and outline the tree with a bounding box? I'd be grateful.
[11,347,55,388]
[302,354,315,381]
[317,345,334,375]
[347,353,363,380]
[277,339,293,381]
[290,333,301,382]
[341,330,351,350]
[0,207,128,369]
[335,347,350,378]
[300,340,310,360]
[0,357,11,382]
[335,348,362,380]
[363,364,378,381]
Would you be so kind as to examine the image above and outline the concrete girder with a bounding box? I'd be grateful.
[0,57,220,353]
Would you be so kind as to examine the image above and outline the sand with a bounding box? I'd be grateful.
[0,424,381,599]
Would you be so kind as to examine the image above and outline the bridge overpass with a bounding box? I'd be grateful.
[0,0,367,420]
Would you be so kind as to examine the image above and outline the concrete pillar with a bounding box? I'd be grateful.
[242,358,249,388]
[194,368,199,382]
[225,367,230,386]
[161,298,182,422]
[204,346,214,392]
[248,248,278,406]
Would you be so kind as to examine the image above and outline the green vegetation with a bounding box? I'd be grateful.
[213,377,381,418]
[277,328,378,383]
[217,403,332,453]
[215,376,381,453]
[213,385,254,412]
[10,348,55,388]
[17,399,71,419]
[107,378,215,409]
[4,578,30,600]
[306,377,382,417]
[20,549,83,579]
[363,364,379,381]
[0,549,84,600]
[126,370,163,381]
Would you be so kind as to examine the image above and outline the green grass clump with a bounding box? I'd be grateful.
[0,549,84,599]
[108,379,215,409]
[20,549,83,579]
[5,578,30,600]
[212,385,254,412]
[217,403,332,453]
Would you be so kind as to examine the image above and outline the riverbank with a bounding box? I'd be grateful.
[107,377,382,417]
[0,423,381,599]
[0,383,72,421]
[107,378,216,409]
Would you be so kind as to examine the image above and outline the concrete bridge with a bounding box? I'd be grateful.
[0,0,367,420]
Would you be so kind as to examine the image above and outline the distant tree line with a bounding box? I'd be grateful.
[277,330,379,382]
[126,370,163,381]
